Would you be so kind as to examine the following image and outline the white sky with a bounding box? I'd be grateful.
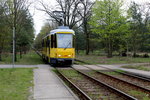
[29,0,150,36]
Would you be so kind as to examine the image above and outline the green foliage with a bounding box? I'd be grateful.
[89,0,128,57]
[0,68,33,100]
[0,1,34,60]
[34,22,52,50]
[127,2,150,55]
[0,2,11,61]
[127,2,143,55]
[16,10,34,55]
[74,27,86,52]
[18,0,150,60]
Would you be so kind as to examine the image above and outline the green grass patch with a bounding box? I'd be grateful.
[0,53,13,64]
[115,69,126,73]
[0,51,44,65]
[129,90,150,100]
[52,69,58,73]
[75,55,150,64]
[0,68,33,100]
[60,69,79,77]
[86,71,96,76]
[59,69,83,80]
[16,51,44,65]
[102,71,120,75]
[121,65,150,71]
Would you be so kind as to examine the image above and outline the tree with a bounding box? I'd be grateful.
[17,10,34,58]
[138,3,150,52]
[0,1,11,61]
[2,0,33,61]
[127,2,147,56]
[39,0,82,28]
[34,22,52,50]
[0,0,34,61]
[74,27,86,54]
[89,0,126,57]
[77,0,94,55]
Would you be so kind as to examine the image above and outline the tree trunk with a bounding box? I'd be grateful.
[14,0,17,62]
[24,46,27,54]
[0,38,4,61]
[0,51,2,61]
[15,41,17,61]
[76,43,79,54]
[126,41,129,57]
[20,46,22,59]
[107,38,112,58]
[86,33,90,55]
[84,21,89,55]
[132,37,137,57]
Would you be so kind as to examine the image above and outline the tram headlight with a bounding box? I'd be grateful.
[58,55,61,57]
[68,55,71,57]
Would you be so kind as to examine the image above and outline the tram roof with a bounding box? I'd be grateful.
[43,26,75,39]
[50,29,75,35]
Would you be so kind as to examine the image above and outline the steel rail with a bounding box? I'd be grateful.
[96,65,150,82]
[72,67,138,100]
[121,71,150,81]
[55,68,92,100]
[75,59,150,81]
[80,65,150,94]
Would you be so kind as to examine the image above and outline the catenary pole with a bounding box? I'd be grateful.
[13,27,15,68]
[12,0,16,68]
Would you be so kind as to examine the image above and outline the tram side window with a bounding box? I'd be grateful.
[73,36,75,48]
[46,37,50,48]
[51,35,53,48]
[42,40,44,47]
[47,39,50,47]
[51,34,57,48]
[49,36,51,47]
[44,39,46,47]
[54,34,57,48]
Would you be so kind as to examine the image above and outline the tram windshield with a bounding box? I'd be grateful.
[57,34,73,48]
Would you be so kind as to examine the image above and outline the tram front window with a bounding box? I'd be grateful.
[57,34,73,48]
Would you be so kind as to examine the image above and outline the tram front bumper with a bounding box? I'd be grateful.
[50,58,74,65]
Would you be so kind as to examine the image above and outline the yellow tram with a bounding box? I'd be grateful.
[42,26,75,66]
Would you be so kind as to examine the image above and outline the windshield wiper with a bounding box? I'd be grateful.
[64,41,71,50]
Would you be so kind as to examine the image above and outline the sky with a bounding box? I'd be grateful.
[29,0,150,36]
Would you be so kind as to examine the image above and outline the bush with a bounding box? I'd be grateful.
[121,52,127,57]
[143,53,149,58]
[133,53,140,57]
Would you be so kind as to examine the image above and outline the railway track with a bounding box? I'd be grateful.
[81,65,150,90]
[73,65,150,100]
[55,68,91,100]
[55,67,137,100]
[75,59,150,81]
[96,65,150,82]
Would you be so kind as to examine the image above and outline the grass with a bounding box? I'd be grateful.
[0,51,44,65]
[102,71,120,75]
[129,90,150,100]
[59,69,79,77]
[59,69,83,80]
[75,55,150,64]
[121,65,150,71]
[16,51,44,65]
[0,68,33,100]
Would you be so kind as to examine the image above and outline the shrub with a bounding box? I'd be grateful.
[143,53,149,58]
